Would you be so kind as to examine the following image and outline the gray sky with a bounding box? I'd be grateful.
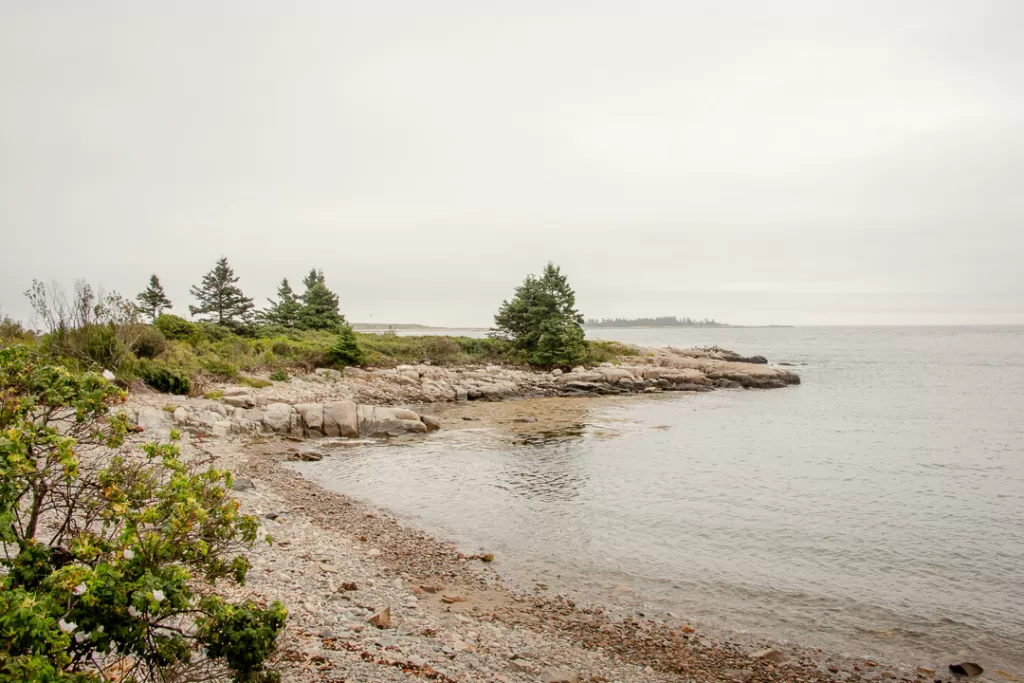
[2,0,1022,327]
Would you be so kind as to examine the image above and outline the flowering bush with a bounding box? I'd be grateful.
[0,345,286,682]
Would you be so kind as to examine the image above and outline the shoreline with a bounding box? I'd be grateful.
[120,343,950,681]
[214,435,925,683]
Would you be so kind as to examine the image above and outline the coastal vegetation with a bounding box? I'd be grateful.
[585,315,727,328]
[0,345,286,681]
[1,260,632,397]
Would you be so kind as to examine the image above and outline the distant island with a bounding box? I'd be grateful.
[350,323,435,330]
[585,316,728,328]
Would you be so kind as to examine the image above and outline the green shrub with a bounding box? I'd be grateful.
[136,359,192,395]
[269,369,290,382]
[154,313,197,341]
[325,324,364,367]
[134,324,168,359]
[239,376,272,388]
[0,315,32,347]
[0,345,285,681]
[195,321,232,342]
[199,356,239,379]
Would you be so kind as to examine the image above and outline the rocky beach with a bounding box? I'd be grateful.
[120,345,950,682]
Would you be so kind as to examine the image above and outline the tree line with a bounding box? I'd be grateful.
[136,256,346,332]
[585,315,726,328]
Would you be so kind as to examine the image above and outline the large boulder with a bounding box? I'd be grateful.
[262,403,294,433]
[294,403,325,438]
[323,401,358,437]
[357,405,428,437]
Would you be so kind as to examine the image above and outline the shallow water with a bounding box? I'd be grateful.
[295,326,1024,673]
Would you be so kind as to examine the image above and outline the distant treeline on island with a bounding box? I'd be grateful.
[584,316,728,328]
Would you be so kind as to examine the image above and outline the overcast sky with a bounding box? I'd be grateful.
[1,1,1022,327]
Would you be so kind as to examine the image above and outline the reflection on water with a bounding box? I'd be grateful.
[293,327,1024,675]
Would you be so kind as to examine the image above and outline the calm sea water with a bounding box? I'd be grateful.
[295,327,1024,672]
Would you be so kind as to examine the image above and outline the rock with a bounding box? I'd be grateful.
[342,366,368,379]
[223,390,256,408]
[539,667,580,683]
[949,663,984,677]
[751,648,786,663]
[917,667,936,676]
[172,407,187,424]
[420,414,441,432]
[420,584,439,594]
[367,607,391,629]
[297,449,322,461]
[366,548,382,557]
[455,389,469,401]
[725,669,754,682]
[231,477,254,491]
[314,368,342,380]
[512,417,537,423]
[441,594,466,604]
[135,406,168,431]
[262,403,293,432]
[212,421,232,437]
[319,627,335,639]
[571,366,585,373]
[551,368,562,377]
[509,660,536,674]
[357,405,428,437]
[322,400,358,437]
[294,403,324,436]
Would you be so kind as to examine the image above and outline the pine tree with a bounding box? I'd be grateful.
[298,268,344,331]
[136,274,172,322]
[491,262,587,367]
[260,278,302,328]
[325,323,364,367]
[188,256,254,327]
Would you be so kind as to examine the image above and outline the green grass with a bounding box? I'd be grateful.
[238,376,273,388]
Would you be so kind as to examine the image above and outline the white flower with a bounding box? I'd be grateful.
[74,631,91,643]
[127,606,141,618]
[58,618,77,634]
[102,369,115,381]
[73,582,87,596]
[123,549,135,560]
[96,625,104,633]
[151,589,165,603]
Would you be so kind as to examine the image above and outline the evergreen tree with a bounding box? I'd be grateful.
[325,323,364,367]
[188,256,254,326]
[298,268,344,331]
[136,274,172,322]
[260,278,302,328]
[491,262,587,367]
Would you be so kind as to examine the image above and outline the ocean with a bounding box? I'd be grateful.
[294,326,1024,673]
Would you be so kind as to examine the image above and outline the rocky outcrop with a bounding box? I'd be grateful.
[121,399,436,440]
[124,345,799,441]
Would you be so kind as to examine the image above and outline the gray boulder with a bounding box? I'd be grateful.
[323,401,358,437]
[262,403,294,432]
[357,405,428,437]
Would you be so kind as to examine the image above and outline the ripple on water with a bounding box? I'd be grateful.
[295,327,1024,675]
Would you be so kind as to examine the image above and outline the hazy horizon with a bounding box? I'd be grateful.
[2,1,1022,328]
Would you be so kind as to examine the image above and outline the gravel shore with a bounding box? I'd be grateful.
[194,433,937,683]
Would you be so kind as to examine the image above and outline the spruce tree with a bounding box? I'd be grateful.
[298,268,344,331]
[136,274,172,322]
[491,262,587,367]
[188,256,254,327]
[260,278,302,328]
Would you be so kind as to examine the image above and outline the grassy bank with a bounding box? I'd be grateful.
[0,315,635,397]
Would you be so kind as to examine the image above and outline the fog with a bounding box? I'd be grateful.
[2,1,1022,326]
